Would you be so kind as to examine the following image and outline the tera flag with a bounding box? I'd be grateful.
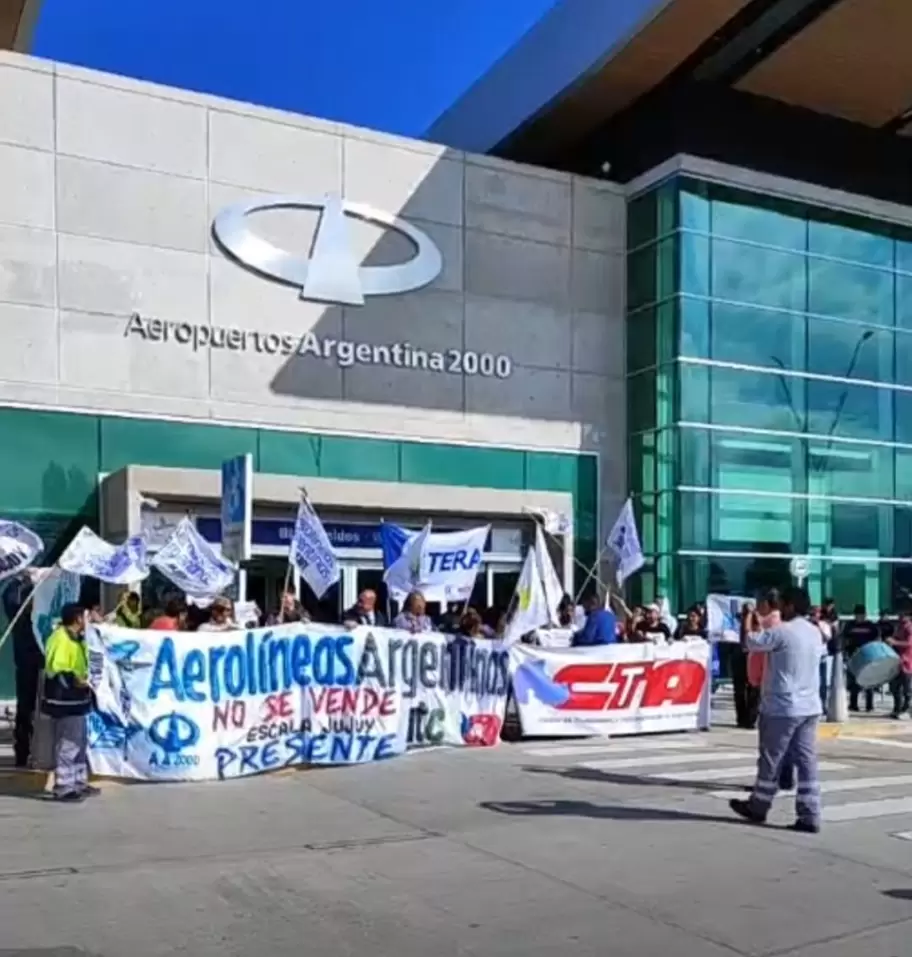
[382,523,488,603]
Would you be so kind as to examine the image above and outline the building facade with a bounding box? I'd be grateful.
[4,34,912,702]
[0,51,626,694]
[627,158,912,614]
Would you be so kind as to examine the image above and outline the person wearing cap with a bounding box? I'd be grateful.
[42,602,98,802]
[633,603,672,644]
[197,597,237,632]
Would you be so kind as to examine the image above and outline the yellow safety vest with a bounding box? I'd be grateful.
[44,624,88,680]
[115,602,142,629]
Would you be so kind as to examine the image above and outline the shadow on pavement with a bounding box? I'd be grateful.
[0,947,100,957]
[881,889,912,901]
[522,764,752,794]
[479,798,744,826]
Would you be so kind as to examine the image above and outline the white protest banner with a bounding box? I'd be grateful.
[508,639,712,737]
[86,623,509,782]
[0,521,43,582]
[706,593,751,643]
[58,527,149,584]
[31,567,81,651]
[289,498,340,599]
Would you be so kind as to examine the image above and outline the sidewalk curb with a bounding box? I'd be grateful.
[0,769,52,794]
[818,721,907,740]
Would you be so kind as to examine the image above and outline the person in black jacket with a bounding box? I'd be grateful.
[343,589,387,627]
[2,573,42,768]
[843,604,881,712]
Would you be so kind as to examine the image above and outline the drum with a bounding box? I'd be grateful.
[848,642,900,688]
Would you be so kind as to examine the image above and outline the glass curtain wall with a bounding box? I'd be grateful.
[627,176,912,613]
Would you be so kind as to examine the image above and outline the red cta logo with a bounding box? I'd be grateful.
[552,659,707,712]
[461,713,502,747]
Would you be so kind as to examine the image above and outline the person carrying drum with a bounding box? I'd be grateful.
[842,604,881,712]
[730,587,823,834]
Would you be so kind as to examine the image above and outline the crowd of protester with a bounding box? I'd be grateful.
[103,585,715,647]
[723,591,912,729]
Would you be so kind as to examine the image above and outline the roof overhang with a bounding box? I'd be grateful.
[734,0,912,134]
[0,0,40,53]
[432,0,912,165]
[427,0,674,154]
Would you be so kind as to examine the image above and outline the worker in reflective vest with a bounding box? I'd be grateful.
[114,591,142,628]
[42,603,98,802]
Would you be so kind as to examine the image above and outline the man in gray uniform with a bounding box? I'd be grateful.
[730,586,823,833]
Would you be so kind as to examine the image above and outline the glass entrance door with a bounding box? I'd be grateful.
[244,557,287,621]
[489,564,521,617]
[298,574,343,624]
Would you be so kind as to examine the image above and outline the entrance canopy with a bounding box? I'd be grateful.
[0,0,38,51]
[432,0,912,165]
[98,463,575,586]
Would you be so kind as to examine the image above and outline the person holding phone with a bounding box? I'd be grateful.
[731,587,823,833]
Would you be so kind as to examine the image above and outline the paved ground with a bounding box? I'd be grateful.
[3,706,912,956]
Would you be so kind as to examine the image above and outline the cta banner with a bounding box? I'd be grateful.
[509,640,712,737]
[86,623,508,782]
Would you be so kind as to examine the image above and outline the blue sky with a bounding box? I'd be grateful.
[32,0,559,137]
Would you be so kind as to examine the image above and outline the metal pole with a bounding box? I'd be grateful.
[0,573,47,655]
[826,644,848,724]
[277,564,293,624]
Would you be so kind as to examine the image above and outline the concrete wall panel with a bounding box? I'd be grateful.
[56,76,207,178]
[0,51,628,546]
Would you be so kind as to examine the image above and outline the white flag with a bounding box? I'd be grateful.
[289,498,340,599]
[706,593,750,643]
[526,507,572,535]
[151,517,235,599]
[503,543,551,646]
[383,522,431,600]
[606,498,645,585]
[58,527,149,584]
[0,520,43,582]
[533,525,564,623]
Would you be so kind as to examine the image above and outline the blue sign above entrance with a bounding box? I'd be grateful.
[195,517,383,551]
[194,518,510,556]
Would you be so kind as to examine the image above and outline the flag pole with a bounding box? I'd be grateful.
[522,510,611,602]
[279,487,308,624]
[0,572,49,656]
[572,545,611,603]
